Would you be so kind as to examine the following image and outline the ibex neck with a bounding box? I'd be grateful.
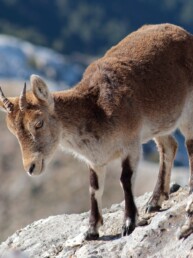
[53,86,101,126]
[53,86,107,161]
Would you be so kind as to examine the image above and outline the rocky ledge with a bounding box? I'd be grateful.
[0,187,193,258]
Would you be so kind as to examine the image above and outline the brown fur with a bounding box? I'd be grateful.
[1,23,193,238]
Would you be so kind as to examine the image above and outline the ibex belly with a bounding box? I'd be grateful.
[141,99,186,143]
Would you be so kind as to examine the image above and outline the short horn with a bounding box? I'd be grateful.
[19,82,27,111]
[0,87,14,113]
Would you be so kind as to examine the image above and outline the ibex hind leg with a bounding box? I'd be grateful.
[177,195,193,239]
[146,135,177,213]
[179,97,193,193]
[178,120,193,238]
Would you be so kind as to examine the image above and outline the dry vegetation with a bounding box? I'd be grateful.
[0,81,189,242]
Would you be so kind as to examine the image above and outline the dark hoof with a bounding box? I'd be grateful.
[137,219,148,227]
[177,225,193,239]
[146,204,161,213]
[85,232,99,241]
[189,188,193,195]
[121,223,135,237]
[170,183,181,194]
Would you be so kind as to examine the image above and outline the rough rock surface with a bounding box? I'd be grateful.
[0,187,193,258]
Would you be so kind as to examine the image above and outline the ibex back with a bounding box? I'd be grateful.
[1,23,193,239]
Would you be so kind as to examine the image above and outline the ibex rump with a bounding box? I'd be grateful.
[1,23,193,239]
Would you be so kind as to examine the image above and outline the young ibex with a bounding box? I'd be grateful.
[1,23,193,240]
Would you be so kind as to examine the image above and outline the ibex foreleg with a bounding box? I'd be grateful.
[85,166,106,240]
[120,141,140,236]
[120,157,137,236]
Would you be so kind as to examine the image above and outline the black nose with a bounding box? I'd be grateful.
[29,163,35,175]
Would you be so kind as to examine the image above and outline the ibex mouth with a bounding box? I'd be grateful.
[41,159,45,173]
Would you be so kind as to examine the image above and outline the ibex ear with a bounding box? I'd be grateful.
[30,75,54,107]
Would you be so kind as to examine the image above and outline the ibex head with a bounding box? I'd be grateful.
[0,75,61,176]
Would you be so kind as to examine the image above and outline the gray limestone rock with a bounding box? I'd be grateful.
[0,188,193,258]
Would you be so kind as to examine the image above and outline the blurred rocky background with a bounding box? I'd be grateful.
[0,0,192,243]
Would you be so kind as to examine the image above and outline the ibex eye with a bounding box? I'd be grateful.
[35,120,44,129]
